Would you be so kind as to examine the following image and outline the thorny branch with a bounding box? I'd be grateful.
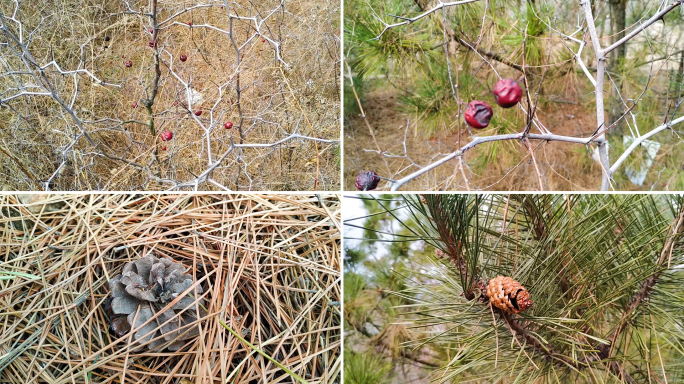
[0,0,339,191]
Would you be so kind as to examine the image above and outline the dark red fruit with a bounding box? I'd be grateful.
[224,121,233,129]
[187,22,193,26]
[132,102,138,108]
[464,101,493,129]
[493,78,523,108]
[180,54,187,62]
[160,131,173,141]
[355,171,380,191]
[262,38,266,43]
[148,41,156,48]
[161,146,167,151]
[125,60,132,67]
[194,109,202,116]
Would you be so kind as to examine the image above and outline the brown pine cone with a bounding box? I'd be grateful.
[108,254,207,351]
[486,276,532,314]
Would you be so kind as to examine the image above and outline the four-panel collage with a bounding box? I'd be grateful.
[0,0,682,383]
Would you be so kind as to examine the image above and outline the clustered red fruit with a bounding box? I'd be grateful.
[194,109,202,116]
[355,171,380,191]
[224,122,233,129]
[125,60,132,68]
[493,78,523,108]
[464,100,493,129]
[180,54,187,62]
[160,131,173,142]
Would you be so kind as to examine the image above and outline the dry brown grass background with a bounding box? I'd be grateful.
[0,193,341,383]
[0,0,340,191]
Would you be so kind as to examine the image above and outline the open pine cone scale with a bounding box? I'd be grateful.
[486,276,533,314]
[108,255,206,351]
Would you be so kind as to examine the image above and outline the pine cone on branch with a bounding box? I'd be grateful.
[486,276,532,314]
[108,254,207,351]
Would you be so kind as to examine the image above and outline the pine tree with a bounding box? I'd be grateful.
[346,194,684,383]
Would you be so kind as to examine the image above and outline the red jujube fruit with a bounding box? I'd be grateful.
[464,101,493,129]
[160,131,173,141]
[180,54,187,62]
[224,122,233,129]
[493,78,523,108]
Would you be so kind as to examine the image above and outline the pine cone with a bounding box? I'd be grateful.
[108,255,206,351]
[486,276,532,314]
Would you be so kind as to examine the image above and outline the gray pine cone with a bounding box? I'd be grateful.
[108,254,206,351]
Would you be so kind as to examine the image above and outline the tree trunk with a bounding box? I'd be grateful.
[678,50,684,90]
[608,0,628,135]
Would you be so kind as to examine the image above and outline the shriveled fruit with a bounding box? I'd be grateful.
[194,109,202,116]
[355,171,380,191]
[132,102,138,109]
[224,122,233,129]
[493,78,523,108]
[160,131,173,141]
[148,41,156,48]
[180,54,187,62]
[125,60,132,68]
[464,100,492,129]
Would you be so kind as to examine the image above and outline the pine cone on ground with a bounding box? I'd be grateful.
[108,254,206,351]
[486,276,532,314]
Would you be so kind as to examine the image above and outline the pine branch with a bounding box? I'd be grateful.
[411,0,524,72]
[598,203,684,359]
[456,36,524,72]
[431,196,476,297]
[345,313,441,368]
[502,309,637,383]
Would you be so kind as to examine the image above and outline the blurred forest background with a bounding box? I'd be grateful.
[344,0,684,191]
[343,194,684,383]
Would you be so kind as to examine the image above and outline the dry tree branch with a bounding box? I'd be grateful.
[354,0,683,191]
[0,0,340,191]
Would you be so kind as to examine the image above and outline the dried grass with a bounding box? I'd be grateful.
[0,193,341,383]
[0,0,340,191]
